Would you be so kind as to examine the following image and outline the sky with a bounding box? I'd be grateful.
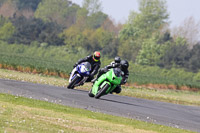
[71,0,200,28]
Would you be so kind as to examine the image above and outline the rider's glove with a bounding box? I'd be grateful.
[103,67,108,72]
[112,63,120,67]
[73,63,78,68]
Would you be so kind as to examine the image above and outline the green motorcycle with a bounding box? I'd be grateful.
[88,67,122,99]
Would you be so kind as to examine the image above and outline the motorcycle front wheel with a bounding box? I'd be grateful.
[88,89,94,97]
[95,83,110,99]
[67,75,79,89]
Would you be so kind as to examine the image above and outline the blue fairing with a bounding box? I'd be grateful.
[68,62,91,88]
[70,62,91,83]
[77,66,88,76]
[77,62,91,77]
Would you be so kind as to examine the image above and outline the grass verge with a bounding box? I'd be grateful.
[0,69,199,106]
[0,93,194,133]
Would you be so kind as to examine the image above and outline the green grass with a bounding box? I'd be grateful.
[0,93,194,133]
[0,51,72,74]
[130,72,199,87]
[121,86,200,106]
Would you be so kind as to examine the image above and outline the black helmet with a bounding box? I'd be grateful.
[120,60,129,69]
[114,56,121,63]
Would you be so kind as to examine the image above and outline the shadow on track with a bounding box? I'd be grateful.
[67,88,88,93]
[100,97,155,109]
[68,88,155,109]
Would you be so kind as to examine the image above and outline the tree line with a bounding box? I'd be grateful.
[0,0,199,73]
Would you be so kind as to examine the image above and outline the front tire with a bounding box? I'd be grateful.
[95,83,110,99]
[88,89,94,97]
[67,75,79,89]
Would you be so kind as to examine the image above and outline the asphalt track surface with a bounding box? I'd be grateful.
[0,78,200,132]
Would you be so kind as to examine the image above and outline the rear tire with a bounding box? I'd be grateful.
[95,83,110,99]
[67,75,79,89]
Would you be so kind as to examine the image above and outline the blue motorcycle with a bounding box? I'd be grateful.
[67,62,91,89]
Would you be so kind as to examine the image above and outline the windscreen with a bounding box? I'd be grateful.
[82,62,91,72]
[113,68,121,77]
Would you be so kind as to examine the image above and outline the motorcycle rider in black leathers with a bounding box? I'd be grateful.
[92,56,129,94]
[73,51,101,83]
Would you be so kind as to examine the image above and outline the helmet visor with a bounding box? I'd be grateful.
[93,52,100,62]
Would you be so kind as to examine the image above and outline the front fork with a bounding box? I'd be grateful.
[74,76,89,87]
[69,67,76,82]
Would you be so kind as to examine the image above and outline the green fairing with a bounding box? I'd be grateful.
[92,69,122,96]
